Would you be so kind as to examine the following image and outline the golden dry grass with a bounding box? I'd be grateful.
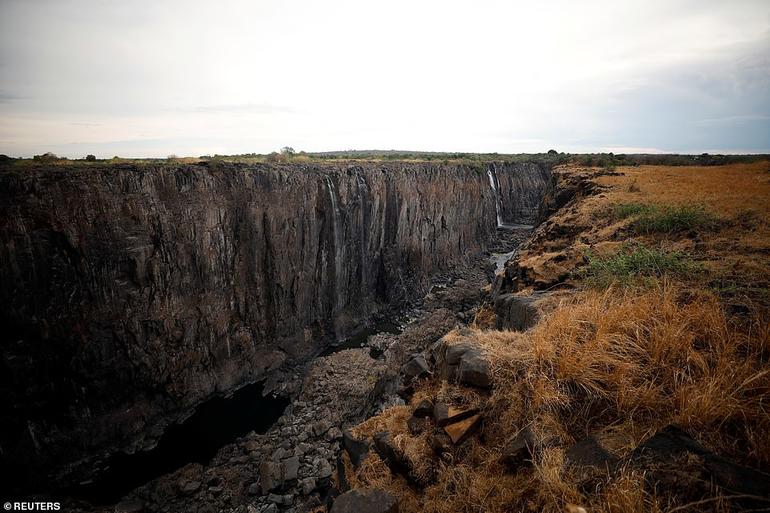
[348,284,770,512]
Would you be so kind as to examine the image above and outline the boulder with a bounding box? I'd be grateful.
[114,500,144,513]
[299,477,316,495]
[413,399,434,418]
[565,436,618,473]
[457,352,492,388]
[631,425,770,499]
[433,338,493,389]
[373,432,410,477]
[443,414,482,444]
[433,402,478,427]
[330,488,398,513]
[500,426,535,470]
[282,455,300,481]
[342,429,370,466]
[259,461,282,494]
[401,355,431,382]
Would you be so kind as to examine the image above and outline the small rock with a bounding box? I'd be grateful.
[443,414,482,444]
[566,436,618,472]
[268,493,294,506]
[299,477,316,494]
[326,426,343,441]
[260,461,282,494]
[330,488,398,513]
[457,352,492,389]
[433,402,478,427]
[429,430,453,456]
[282,455,300,481]
[342,430,370,466]
[316,459,334,479]
[178,479,201,495]
[407,415,427,436]
[400,355,431,382]
[114,499,144,513]
[208,485,223,495]
[500,426,535,470]
[412,399,434,418]
[261,505,278,513]
[248,482,261,495]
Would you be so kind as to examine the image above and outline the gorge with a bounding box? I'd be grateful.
[0,161,554,508]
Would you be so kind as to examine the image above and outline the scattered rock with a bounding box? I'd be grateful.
[299,477,316,495]
[326,426,343,441]
[457,352,492,389]
[342,430,370,466]
[178,479,201,495]
[268,493,294,505]
[429,430,453,456]
[247,482,261,495]
[114,499,144,513]
[500,426,535,470]
[631,425,770,499]
[373,432,410,477]
[443,414,482,444]
[261,505,278,513]
[433,338,493,389]
[433,403,478,427]
[412,399,434,418]
[260,461,282,494]
[330,488,398,513]
[401,355,431,382]
[407,415,427,436]
[282,455,300,481]
[565,436,618,473]
[208,485,223,495]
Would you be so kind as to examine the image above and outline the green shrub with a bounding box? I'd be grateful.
[612,203,717,233]
[582,243,700,287]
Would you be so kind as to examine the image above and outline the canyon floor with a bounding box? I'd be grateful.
[339,162,770,513]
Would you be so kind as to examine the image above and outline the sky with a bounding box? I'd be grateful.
[0,0,769,158]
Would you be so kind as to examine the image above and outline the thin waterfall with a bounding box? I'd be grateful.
[486,166,503,227]
[324,175,344,311]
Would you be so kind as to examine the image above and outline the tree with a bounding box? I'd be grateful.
[33,152,60,162]
[85,154,96,161]
[547,149,558,155]
[280,146,295,155]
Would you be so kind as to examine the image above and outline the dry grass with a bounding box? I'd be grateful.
[348,283,770,513]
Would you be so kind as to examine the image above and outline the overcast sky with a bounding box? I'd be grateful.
[1,0,769,158]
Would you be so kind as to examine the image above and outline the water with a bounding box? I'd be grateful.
[72,382,288,505]
[486,167,503,227]
[490,250,516,274]
[324,175,345,313]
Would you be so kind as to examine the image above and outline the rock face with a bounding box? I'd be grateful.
[331,488,398,513]
[0,161,552,482]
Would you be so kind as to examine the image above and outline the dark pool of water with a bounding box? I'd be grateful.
[72,381,288,504]
[320,319,403,357]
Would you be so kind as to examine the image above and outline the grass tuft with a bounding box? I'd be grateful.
[612,203,718,234]
[582,243,700,287]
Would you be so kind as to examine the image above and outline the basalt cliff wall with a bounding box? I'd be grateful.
[0,161,552,477]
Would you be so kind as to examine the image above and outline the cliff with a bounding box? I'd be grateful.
[0,161,552,482]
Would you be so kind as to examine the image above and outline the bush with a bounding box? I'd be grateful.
[582,243,700,287]
[85,154,96,161]
[613,202,717,233]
